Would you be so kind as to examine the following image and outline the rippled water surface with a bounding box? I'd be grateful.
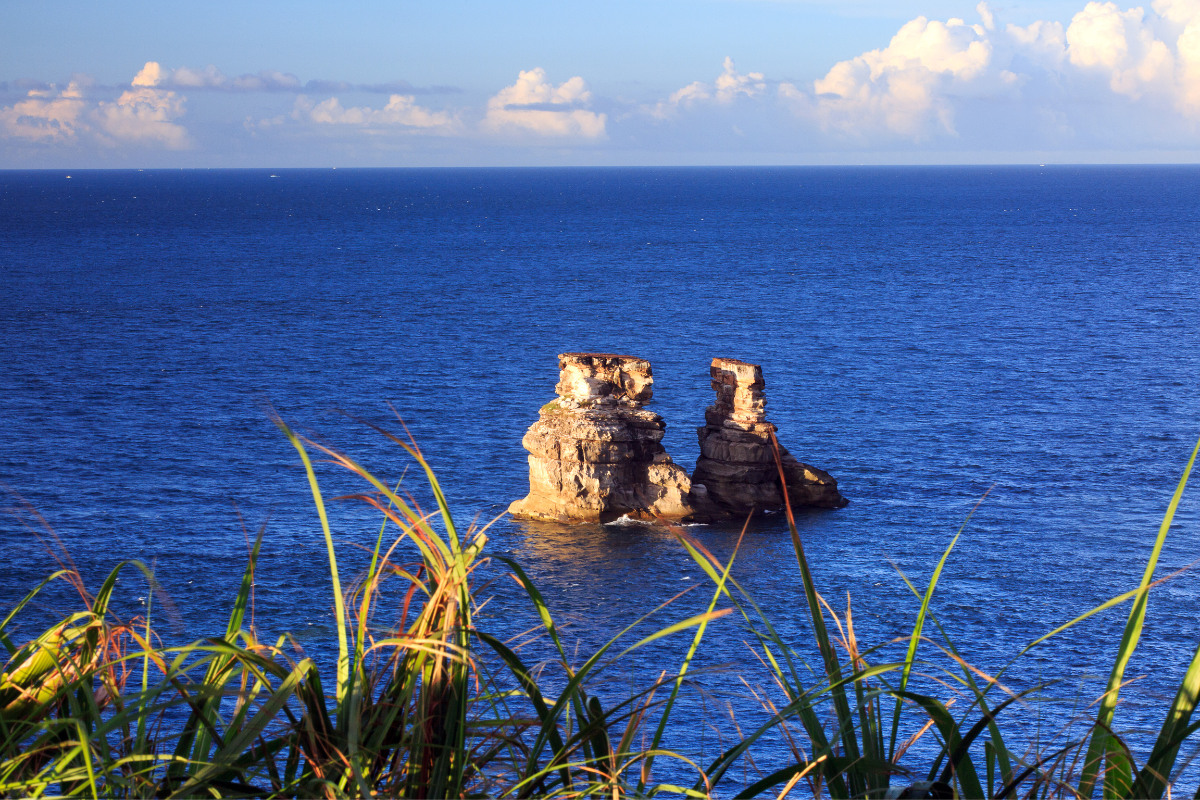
[3,166,1200,786]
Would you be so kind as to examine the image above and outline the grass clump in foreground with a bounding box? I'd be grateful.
[1,417,1199,798]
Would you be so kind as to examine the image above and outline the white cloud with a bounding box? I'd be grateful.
[484,68,606,138]
[131,61,166,89]
[1066,2,1174,96]
[978,1,997,31]
[1005,18,1068,64]
[1172,2,1200,109]
[653,57,767,118]
[714,57,768,102]
[1062,0,1200,112]
[1,62,189,148]
[779,0,1200,143]
[0,82,87,142]
[808,10,994,137]
[94,62,189,148]
[14,4,1200,164]
[293,93,460,132]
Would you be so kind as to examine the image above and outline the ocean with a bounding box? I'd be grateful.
[3,165,1200,786]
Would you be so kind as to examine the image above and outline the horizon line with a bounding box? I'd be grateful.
[7,161,1200,172]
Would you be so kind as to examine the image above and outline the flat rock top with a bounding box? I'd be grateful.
[712,357,760,368]
[560,352,648,363]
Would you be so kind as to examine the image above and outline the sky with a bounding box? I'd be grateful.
[4,0,1200,167]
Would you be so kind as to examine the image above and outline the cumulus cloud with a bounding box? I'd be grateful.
[1067,2,1175,96]
[94,62,189,148]
[806,8,995,137]
[784,0,1200,140]
[652,57,767,118]
[483,68,606,138]
[1,62,188,148]
[2,61,462,153]
[293,93,460,132]
[15,4,1200,163]
[1063,0,1200,111]
[0,82,87,142]
[713,57,769,101]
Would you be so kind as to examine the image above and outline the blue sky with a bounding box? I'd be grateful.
[4,0,1200,167]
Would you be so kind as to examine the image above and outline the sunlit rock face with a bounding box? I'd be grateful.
[690,358,847,517]
[508,353,694,523]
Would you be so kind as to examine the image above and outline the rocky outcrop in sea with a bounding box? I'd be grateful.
[689,357,848,517]
[508,353,846,525]
[506,353,694,523]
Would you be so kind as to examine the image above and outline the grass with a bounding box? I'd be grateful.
[1,417,1199,797]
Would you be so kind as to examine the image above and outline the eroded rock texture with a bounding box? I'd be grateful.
[691,358,847,517]
[507,353,694,523]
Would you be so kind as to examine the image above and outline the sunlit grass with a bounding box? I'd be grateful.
[1,418,1198,797]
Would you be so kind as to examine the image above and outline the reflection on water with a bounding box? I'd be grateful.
[496,516,820,786]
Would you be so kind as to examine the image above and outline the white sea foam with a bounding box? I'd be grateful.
[604,514,655,526]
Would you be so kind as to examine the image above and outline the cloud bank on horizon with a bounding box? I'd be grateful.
[5,0,1200,166]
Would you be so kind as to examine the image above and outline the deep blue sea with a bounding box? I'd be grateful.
[3,166,1200,789]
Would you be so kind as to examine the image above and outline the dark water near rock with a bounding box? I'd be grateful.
[3,165,1200,787]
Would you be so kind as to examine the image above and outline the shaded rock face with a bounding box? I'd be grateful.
[508,353,694,524]
[691,358,848,516]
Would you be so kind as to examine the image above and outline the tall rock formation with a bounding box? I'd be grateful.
[691,358,847,516]
[508,353,695,523]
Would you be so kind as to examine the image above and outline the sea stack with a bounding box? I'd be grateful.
[507,353,695,524]
[690,358,847,516]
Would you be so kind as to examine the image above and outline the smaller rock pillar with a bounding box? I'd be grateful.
[691,358,847,516]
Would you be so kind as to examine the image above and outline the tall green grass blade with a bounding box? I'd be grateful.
[493,556,572,666]
[771,434,861,797]
[699,662,898,793]
[934,688,1036,786]
[227,529,263,639]
[474,630,571,795]
[1078,434,1200,798]
[888,490,989,769]
[583,696,610,765]
[638,527,742,793]
[1018,566,1188,657]
[275,418,351,733]
[888,689,983,798]
[91,559,151,618]
[613,609,732,661]
[166,531,265,787]
[893,565,1020,790]
[1130,639,1200,798]
[672,530,844,794]
[0,571,72,652]
[172,658,312,798]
